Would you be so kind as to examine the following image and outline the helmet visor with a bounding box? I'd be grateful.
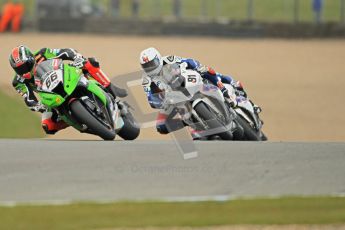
[13,58,34,75]
[141,56,161,73]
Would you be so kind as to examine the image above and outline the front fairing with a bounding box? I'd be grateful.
[63,64,82,96]
[38,92,65,107]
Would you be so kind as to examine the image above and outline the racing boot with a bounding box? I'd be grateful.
[107,83,128,98]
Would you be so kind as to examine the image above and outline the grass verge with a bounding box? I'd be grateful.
[0,91,43,138]
[1,197,345,230]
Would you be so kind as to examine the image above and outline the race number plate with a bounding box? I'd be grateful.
[41,70,63,92]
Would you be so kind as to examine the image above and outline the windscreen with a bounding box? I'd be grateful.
[160,63,181,86]
[35,59,64,81]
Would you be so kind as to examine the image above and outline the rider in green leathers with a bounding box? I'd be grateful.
[9,45,126,134]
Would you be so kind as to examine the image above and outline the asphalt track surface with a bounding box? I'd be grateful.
[0,140,345,203]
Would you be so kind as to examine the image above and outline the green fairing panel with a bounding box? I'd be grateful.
[63,64,82,95]
[87,80,107,106]
[37,63,107,131]
[63,64,107,105]
[38,92,65,108]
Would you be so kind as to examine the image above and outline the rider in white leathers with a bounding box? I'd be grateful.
[140,47,257,135]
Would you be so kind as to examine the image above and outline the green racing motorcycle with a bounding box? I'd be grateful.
[36,59,140,140]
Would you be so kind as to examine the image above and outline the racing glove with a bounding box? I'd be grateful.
[29,102,47,113]
[232,81,247,98]
[196,65,207,74]
[71,55,87,69]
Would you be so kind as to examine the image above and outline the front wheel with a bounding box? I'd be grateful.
[70,100,116,140]
[235,115,264,141]
[194,102,233,140]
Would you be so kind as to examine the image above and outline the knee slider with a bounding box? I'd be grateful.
[42,124,57,135]
[156,124,169,134]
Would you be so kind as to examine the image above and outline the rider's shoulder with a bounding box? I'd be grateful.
[34,48,61,57]
[141,74,151,86]
[34,48,47,56]
[162,55,183,65]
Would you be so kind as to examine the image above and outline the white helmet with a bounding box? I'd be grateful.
[139,47,163,77]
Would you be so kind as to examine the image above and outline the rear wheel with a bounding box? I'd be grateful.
[194,102,233,140]
[117,112,140,140]
[70,100,116,140]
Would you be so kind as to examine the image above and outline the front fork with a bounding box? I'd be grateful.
[110,99,125,131]
[80,73,126,131]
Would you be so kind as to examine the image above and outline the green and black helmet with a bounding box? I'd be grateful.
[9,45,35,79]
